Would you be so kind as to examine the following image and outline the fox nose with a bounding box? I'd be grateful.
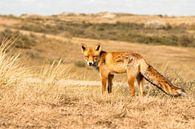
[88,62,93,66]
[88,61,94,66]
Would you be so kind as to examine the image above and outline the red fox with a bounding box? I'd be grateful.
[81,44,186,97]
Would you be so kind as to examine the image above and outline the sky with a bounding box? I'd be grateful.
[0,0,195,16]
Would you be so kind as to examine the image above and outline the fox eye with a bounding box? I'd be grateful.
[93,56,98,58]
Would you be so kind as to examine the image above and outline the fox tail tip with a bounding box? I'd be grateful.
[176,89,187,97]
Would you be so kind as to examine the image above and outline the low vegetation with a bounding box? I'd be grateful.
[0,29,36,49]
[15,18,195,47]
[74,60,86,67]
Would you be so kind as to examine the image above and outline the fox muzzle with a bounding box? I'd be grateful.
[87,61,94,66]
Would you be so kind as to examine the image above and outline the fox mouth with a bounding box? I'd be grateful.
[87,61,98,67]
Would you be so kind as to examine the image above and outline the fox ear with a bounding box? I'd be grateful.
[81,44,87,52]
[95,44,101,52]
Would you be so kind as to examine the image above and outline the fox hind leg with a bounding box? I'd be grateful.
[136,74,144,96]
[127,65,140,96]
[128,76,136,96]
[127,69,136,96]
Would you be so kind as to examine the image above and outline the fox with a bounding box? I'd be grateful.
[81,44,186,97]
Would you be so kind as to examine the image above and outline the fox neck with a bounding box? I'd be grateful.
[92,50,107,71]
[100,50,106,57]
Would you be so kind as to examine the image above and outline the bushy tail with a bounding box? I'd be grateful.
[141,64,186,97]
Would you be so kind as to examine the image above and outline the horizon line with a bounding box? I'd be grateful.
[1,11,195,17]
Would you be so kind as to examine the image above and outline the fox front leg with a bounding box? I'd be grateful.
[99,66,110,95]
[108,74,114,93]
[101,75,107,95]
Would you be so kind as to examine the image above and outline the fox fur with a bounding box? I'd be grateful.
[81,44,186,97]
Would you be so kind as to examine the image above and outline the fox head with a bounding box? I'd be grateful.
[81,44,101,66]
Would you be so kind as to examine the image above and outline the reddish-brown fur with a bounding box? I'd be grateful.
[81,44,186,97]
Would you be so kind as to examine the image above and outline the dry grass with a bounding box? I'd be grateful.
[0,39,194,129]
[0,38,30,100]
[1,87,195,129]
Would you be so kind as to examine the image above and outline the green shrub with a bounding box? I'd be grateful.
[74,61,86,68]
[0,29,36,49]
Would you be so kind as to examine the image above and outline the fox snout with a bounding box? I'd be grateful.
[87,61,94,66]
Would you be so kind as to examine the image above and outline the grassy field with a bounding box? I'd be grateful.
[0,40,194,129]
[0,13,195,129]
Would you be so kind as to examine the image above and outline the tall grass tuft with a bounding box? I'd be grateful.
[0,38,30,101]
[0,38,68,104]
